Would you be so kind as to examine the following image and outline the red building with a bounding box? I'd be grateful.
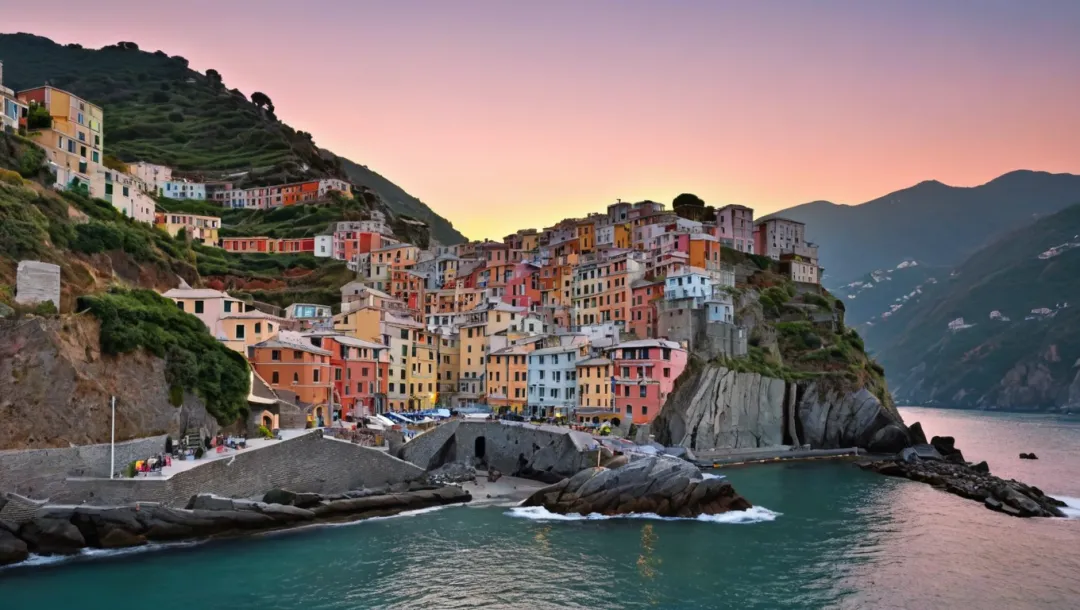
[305,332,389,417]
[504,262,541,310]
[607,339,688,425]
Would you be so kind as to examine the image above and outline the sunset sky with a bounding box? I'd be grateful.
[7,0,1080,240]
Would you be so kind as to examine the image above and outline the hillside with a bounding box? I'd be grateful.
[762,170,1080,286]
[839,260,946,327]
[865,203,1080,410]
[0,32,466,244]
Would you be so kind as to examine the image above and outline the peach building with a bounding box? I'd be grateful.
[249,337,333,424]
[607,339,688,425]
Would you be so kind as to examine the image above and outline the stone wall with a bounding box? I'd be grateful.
[15,260,60,310]
[52,431,424,507]
[398,420,600,481]
[657,307,747,359]
[0,435,167,500]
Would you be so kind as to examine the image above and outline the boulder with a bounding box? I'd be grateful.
[867,424,910,454]
[972,461,990,474]
[293,493,323,509]
[263,489,298,506]
[930,436,964,461]
[98,527,147,549]
[522,456,752,517]
[907,421,929,446]
[1019,453,1039,460]
[603,454,630,470]
[186,494,235,511]
[0,528,28,566]
[19,517,86,555]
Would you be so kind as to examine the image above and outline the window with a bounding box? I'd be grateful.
[313,370,320,383]
[235,324,245,340]
[271,350,281,361]
[271,372,279,384]
[223,301,232,313]
[92,151,99,163]
[292,372,299,384]
[626,405,632,414]
[176,301,185,311]
[639,386,647,398]
[623,386,630,397]
[642,406,648,416]
[294,350,303,360]
[194,300,204,314]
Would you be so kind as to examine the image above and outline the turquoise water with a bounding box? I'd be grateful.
[3,408,1080,609]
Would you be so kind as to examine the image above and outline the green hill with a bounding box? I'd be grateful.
[865,203,1080,410]
[0,33,466,244]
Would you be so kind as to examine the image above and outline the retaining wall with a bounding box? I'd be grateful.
[19,432,423,507]
[0,435,167,500]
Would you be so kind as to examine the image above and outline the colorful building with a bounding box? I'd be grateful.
[576,356,613,412]
[607,339,687,425]
[715,204,755,253]
[159,180,207,200]
[486,345,532,414]
[249,337,334,425]
[629,279,664,339]
[17,85,103,193]
[0,62,27,134]
[155,212,221,244]
[304,332,389,417]
[527,343,588,418]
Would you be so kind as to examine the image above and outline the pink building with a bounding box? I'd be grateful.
[504,261,541,310]
[714,204,755,254]
[607,339,688,425]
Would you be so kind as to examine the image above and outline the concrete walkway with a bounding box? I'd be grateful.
[129,429,316,481]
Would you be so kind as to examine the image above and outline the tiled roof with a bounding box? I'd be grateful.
[162,288,229,299]
[251,339,331,356]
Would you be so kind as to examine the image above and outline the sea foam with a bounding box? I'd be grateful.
[1054,496,1080,519]
[505,505,779,524]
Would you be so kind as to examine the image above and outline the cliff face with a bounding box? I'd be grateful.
[0,316,220,450]
[653,364,910,453]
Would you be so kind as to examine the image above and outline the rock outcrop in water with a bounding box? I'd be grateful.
[0,483,470,566]
[861,445,1066,518]
[654,365,910,453]
[521,456,751,517]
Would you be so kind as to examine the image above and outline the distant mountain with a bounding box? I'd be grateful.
[838,260,946,327]
[763,170,1080,285]
[0,33,465,244]
[865,203,1080,411]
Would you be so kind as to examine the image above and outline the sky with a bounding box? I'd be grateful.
[6,0,1080,240]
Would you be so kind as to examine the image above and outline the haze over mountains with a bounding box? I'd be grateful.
[765,170,1080,285]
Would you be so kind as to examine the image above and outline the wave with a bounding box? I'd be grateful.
[1054,496,1080,519]
[2,540,204,571]
[505,505,779,524]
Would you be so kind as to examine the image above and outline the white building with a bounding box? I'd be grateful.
[527,344,585,417]
[315,235,333,258]
[754,217,808,261]
[128,162,172,189]
[96,169,155,224]
[160,179,207,201]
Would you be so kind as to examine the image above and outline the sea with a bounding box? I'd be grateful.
[2,407,1080,609]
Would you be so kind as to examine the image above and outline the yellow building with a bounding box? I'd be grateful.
[406,329,438,411]
[613,223,632,249]
[18,86,103,192]
[436,332,460,404]
[155,212,222,245]
[219,311,288,353]
[333,305,383,344]
[577,357,613,409]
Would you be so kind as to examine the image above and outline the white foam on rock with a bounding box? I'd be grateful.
[505,505,779,524]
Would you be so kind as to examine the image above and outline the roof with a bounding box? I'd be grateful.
[631,278,663,289]
[162,288,230,299]
[372,243,416,253]
[248,371,279,405]
[251,339,332,356]
[490,346,530,356]
[313,334,386,350]
[608,339,682,350]
[577,357,612,366]
[220,311,282,321]
[530,344,581,356]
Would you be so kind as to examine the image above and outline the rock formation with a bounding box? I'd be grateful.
[861,446,1065,518]
[653,365,910,453]
[0,317,220,450]
[0,483,471,566]
[521,456,751,517]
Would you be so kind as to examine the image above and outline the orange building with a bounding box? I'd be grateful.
[249,338,333,425]
[576,219,596,254]
[486,345,534,413]
[688,234,723,269]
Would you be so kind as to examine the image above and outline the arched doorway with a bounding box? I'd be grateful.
[262,414,273,429]
[611,417,621,427]
[474,436,486,460]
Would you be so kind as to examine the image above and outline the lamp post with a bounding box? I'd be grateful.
[109,396,116,479]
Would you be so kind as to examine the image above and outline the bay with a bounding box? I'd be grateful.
[2,407,1079,609]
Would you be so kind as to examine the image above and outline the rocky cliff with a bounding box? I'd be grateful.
[0,316,220,450]
[653,364,910,453]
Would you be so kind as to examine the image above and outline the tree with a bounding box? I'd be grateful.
[206,69,224,89]
[673,193,705,208]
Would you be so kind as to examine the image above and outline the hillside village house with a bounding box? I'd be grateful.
[527,343,589,418]
[17,85,103,194]
[103,170,155,224]
[163,288,249,339]
[219,310,290,353]
[575,356,615,424]
[714,204,755,254]
[159,179,206,200]
[0,62,27,133]
[303,332,389,417]
[155,212,221,244]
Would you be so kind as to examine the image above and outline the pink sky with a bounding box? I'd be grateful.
[6,0,1080,240]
